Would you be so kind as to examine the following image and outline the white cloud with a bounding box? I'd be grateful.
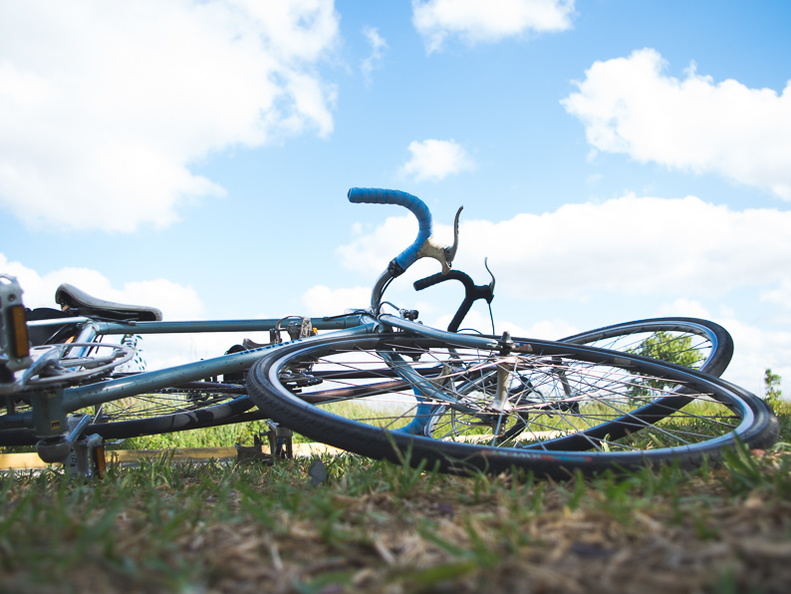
[0,253,204,319]
[412,0,575,52]
[0,252,252,371]
[361,26,388,81]
[338,193,791,300]
[0,0,340,232]
[714,317,791,400]
[656,298,713,320]
[761,279,791,309]
[562,48,791,199]
[301,284,372,316]
[337,216,411,275]
[400,139,475,181]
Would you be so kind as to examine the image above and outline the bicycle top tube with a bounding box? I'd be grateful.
[378,314,499,350]
[87,314,371,336]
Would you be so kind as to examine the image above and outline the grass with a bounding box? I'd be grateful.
[1,401,790,593]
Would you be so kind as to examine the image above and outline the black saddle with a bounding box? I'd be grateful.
[55,283,163,322]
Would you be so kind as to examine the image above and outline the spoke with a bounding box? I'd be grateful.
[271,339,749,455]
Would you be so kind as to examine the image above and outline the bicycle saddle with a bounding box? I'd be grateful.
[55,283,163,322]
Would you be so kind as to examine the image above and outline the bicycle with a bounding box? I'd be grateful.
[1,281,738,470]
[0,278,737,446]
[0,188,778,477]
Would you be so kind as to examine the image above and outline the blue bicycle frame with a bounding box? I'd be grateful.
[0,187,477,459]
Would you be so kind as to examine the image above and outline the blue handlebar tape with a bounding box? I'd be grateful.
[347,188,432,271]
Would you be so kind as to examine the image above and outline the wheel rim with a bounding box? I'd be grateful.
[250,334,772,471]
[559,318,733,376]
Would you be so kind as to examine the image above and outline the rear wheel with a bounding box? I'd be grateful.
[0,340,258,446]
[559,317,733,377]
[0,380,256,446]
[84,379,256,439]
[247,333,778,477]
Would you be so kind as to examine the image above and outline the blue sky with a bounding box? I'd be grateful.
[1,0,790,397]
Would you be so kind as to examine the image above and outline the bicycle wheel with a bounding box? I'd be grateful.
[0,372,259,447]
[0,384,256,446]
[84,380,257,439]
[0,334,271,447]
[247,333,778,477]
[558,317,733,377]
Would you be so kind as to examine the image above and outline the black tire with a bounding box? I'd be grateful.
[85,380,257,439]
[558,317,733,377]
[0,381,257,446]
[247,333,778,477]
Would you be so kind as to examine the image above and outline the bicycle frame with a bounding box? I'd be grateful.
[2,310,505,427]
[0,188,478,462]
[1,187,741,473]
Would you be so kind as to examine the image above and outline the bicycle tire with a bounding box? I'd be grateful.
[246,333,778,477]
[86,381,257,439]
[0,381,257,446]
[558,317,733,377]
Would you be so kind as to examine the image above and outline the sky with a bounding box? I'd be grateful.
[1,0,790,398]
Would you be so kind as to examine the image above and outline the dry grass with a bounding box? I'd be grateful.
[1,404,790,594]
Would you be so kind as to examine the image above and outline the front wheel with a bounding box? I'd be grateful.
[246,333,778,477]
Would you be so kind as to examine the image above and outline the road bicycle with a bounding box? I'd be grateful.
[0,188,779,477]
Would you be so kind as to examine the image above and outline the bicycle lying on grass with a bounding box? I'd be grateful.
[0,188,779,478]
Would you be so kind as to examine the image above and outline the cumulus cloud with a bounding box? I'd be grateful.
[656,297,716,320]
[0,0,340,232]
[762,279,791,309]
[0,252,250,370]
[338,194,791,299]
[400,139,475,181]
[562,48,791,199]
[412,0,575,52]
[712,316,791,399]
[301,284,372,316]
[0,253,204,319]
